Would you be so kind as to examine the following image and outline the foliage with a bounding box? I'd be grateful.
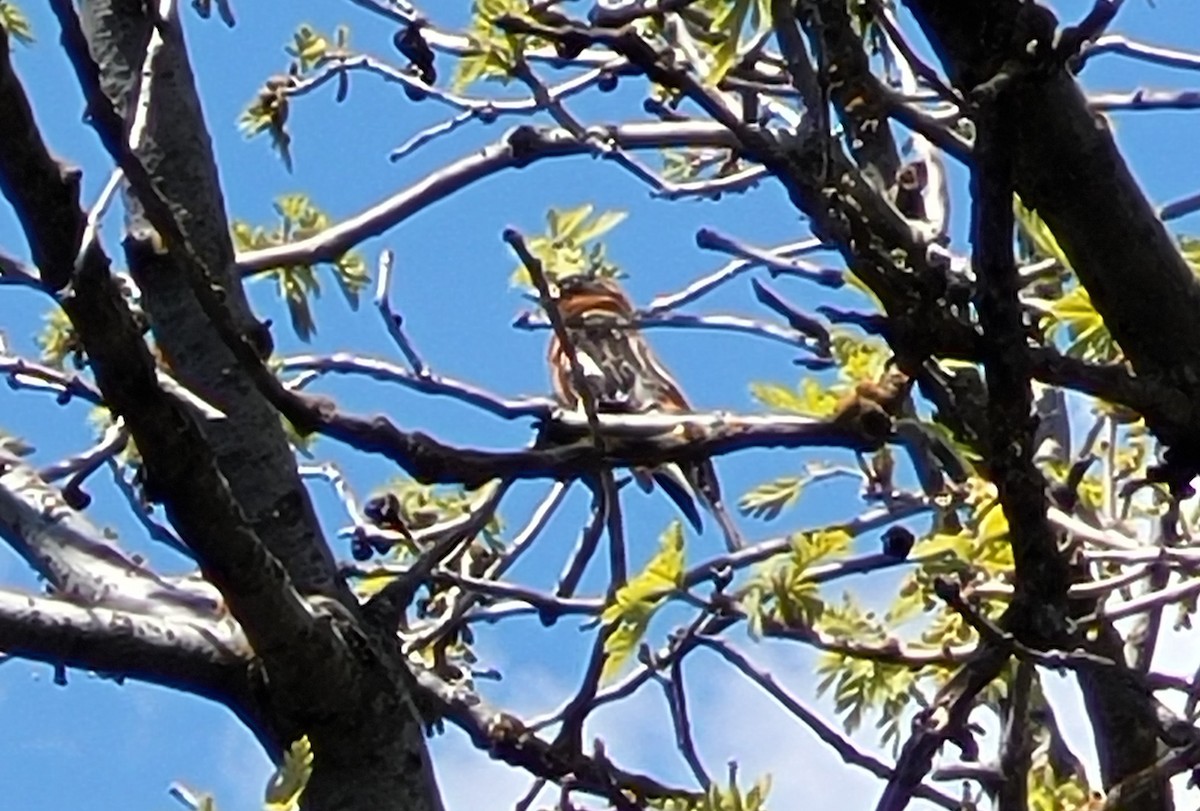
[452,0,543,91]
[0,0,32,43]
[171,736,313,811]
[699,0,773,87]
[737,475,805,520]
[231,194,368,340]
[511,203,627,287]
[240,25,353,169]
[741,528,851,637]
[265,736,314,811]
[7,1,1198,809]
[37,308,82,368]
[1017,196,1121,363]
[372,478,504,540]
[651,771,772,811]
[601,522,685,683]
[748,333,890,417]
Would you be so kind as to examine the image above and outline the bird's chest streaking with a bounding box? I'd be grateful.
[551,311,687,414]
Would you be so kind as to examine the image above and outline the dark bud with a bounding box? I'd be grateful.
[364,492,403,528]
[350,537,373,561]
[881,526,915,559]
[246,318,274,360]
[507,125,542,167]
[404,81,428,102]
[597,72,618,93]
[393,23,437,85]
[62,483,91,511]
[553,34,587,60]
[894,160,928,222]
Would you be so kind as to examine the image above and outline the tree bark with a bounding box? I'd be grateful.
[78,0,349,601]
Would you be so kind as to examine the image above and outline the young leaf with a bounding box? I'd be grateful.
[738,476,804,520]
[0,1,33,43]
[600,522,685,682]
[264,736,313,811]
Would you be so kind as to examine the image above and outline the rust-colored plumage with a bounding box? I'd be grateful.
[546,275,743,551]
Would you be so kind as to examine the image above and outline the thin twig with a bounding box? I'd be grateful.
[504,228,605,447]
[557,486,608,597]
[645,238,827,314]
[700,638,962,810]
[662,659,711,788]
[374,249,426,374]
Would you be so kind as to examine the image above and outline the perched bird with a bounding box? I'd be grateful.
[545,274,744,551]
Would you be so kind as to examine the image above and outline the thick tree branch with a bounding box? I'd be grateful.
[0,450,220,617]
[905,0,1200,462]
[0,587,246,698]
[75,0,345,603]
[236,122,739,274]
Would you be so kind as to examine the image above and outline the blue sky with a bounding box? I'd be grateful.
[1,1,1199,809]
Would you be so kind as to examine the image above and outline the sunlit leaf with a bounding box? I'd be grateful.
[738,476,804,520]
[1045,285,1119,362]
[0,1,33,43]
[512,204,626,286]
[600,522,685,682]
[37,309,81,368]
[264,736,313,811]
[232,194,367,338]
[1014,195,1071,269]
[749,379,839,417]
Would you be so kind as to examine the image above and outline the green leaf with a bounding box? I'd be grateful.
[1014,195,1071,269]
[1045,285,1119,362]
[738,476,804,520]
[572,209,627,244]
[749,379,838,416]
[549,203,595,240]
[600,522,685,682]
[450,0,533,91]
[830,334,889,384]
[275,263,320,341]
[332,253,369,310]
[511,204,626,286]
[37,308,81,368]
[0,1,33,43]
[264,736,313,811]
[234,194,368,338]
[239,77,294,169]
[286,25,336,73]
[708,0,751,86]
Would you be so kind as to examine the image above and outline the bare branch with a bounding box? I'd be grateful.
[237,122,739,275]
[0,586,246,697]
[700,639,962,810]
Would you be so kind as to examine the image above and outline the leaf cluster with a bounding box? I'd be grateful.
[0,0,32,43]
[511,203,627,287]
[600,521,685,682]
[232,194,368,340]
[651,772,772,811]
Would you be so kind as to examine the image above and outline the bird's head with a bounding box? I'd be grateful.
[549,273,634,319]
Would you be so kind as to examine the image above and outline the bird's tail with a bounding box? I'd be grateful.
[649,463,745,552]
[649,465,705,533]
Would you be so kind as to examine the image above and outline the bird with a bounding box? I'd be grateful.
[545,273,745,551]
